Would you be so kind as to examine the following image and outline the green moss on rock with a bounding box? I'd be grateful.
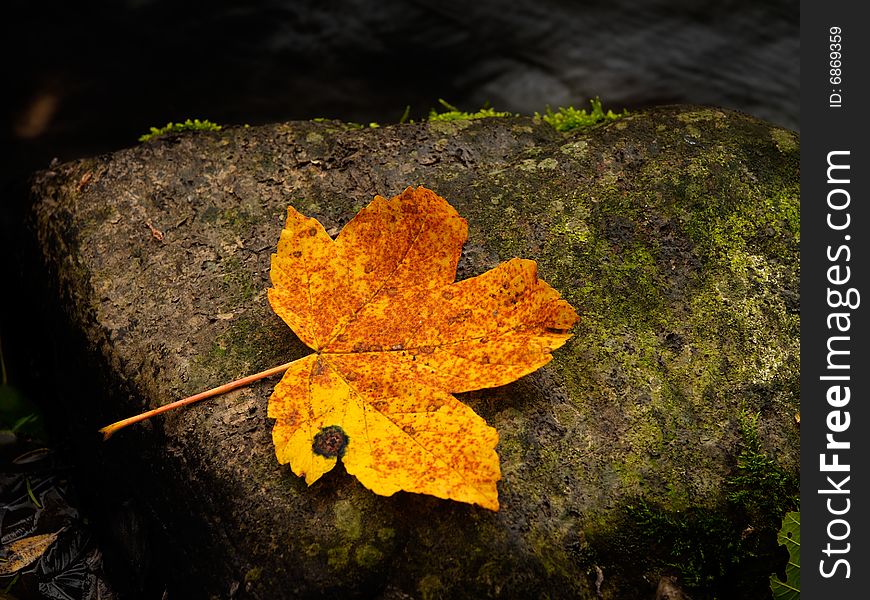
[333,499,363,541]
[244,567,263,583]
[354,544,384,569]
[537,98,625,132]
[727,409,799,519]
[428,99,515,122]
[139,118,222,142]
[590,408,798,598]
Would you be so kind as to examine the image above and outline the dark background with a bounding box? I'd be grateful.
[1,0,800,386]
[2,0,798,596]
[4,0,798,186]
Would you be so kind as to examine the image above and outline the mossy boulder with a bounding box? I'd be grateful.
[31,106,799,599]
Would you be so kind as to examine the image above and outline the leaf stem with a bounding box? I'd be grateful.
[98,361,295,440]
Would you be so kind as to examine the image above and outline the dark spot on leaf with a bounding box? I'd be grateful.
[442,290,454,300]
[292,250,302,258]
[364,264,375,274]
[385,287,398,297]
[308,227,318,236]
[312,425,349,458]
[337,334,349,342]
[402,424,416,436]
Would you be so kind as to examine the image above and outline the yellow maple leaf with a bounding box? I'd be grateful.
[266,187,577,510]
[99,186,578,511]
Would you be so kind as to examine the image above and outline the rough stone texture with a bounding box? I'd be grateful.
[31,106,799,599]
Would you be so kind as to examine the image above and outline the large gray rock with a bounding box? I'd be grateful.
[32,106,799,598]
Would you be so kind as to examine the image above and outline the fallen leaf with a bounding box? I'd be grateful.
[0,531,60,575]
[267,186,578,510]
[97,186,578,510]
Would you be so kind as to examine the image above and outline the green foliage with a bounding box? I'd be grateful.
[0,384,42,436]
[0,337,46,440]
[619,500,741,591]
[600,495,793,597]
[537,98,625,132]
[770,511,800,599]
[727,410,798,519]
[594,410,799,597]
[308,98,620,128]
[139,118,222,142]
[428,99,514,122]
